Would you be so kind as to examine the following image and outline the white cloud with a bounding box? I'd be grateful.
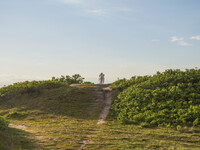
[87,9,110,17]
[86,7,132,17]
[58,0,131,18]
[178,41,192,46]
[170,36,184,42]
[170,36,192,46]
[190,35,200,40]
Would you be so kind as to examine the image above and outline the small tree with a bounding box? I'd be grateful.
[51,74,85,84]
[72,74,84,84]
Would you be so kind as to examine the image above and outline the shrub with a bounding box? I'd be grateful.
[0,80,68,99]
[193,118,199,126]
[0,116,8,131]
[6,112,26,119]
[177,125,183,132]
[52,74,85,84]
[83,82,94,84]
[111,68,200,127]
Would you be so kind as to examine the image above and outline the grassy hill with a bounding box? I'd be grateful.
[0,70,200,150]
[0,83,103,149]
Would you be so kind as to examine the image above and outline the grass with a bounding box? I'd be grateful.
[0,85,200,149]
[0,86,103,149]
[0,127,40,150]
[86,121,200,150]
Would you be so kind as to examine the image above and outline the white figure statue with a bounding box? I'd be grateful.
[99,73,105,84]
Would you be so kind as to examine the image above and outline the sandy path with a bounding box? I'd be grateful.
[8,124,48,142]
[71,84,113,125]
[9,124,35,133]
[97,87,112,125]
[73,85,113,150]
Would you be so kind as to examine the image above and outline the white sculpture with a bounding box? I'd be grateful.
[99,73,105,84]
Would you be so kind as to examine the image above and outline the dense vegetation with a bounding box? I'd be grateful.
[0,74,88,100]
[0,116,8,131]
[0,116,9,149]
[111,68,200,128]
[51,74,85,84]
[0,80,67,100]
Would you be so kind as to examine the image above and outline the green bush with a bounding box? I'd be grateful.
[52,74,85,84]
[0,80,68,100]
[6,112,26,119]
[111,69,200,127]
[83,81,94,84]
[0,116,8,131]
[0,74,86,100]
[176,125,183,132]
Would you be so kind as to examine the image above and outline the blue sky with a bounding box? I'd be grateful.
[0,0,200,85]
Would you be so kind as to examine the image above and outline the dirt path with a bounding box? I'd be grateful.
[97,87,112,125]
[8,124,48,143]
[9,124,35,133]
[73,85,113,150]
[71,84,113,125]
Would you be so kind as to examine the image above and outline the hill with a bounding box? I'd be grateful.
[0,81,106,149]
[0,70,200,150]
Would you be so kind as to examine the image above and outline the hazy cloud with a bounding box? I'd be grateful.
[170,36,191,46]
[87,9,110,17]
[58,0,131,17]
[113,7,132,12]
[178,41,192,46]
[86,7,131,17]
[190,35,200,40]
[170,36,184,42]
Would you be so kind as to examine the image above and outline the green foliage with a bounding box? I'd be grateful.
[110,78,129,90]
[0,74,86,100]
[111,76,151,91]
[0,116,8,131]
[193,118,199,126]
[83,81,94,84]
[0,80,68,100]
[6,111,26,119]
[111,68,200,127]
[176,125,183,132]
[52,74,85,84]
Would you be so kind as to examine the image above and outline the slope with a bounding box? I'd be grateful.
[0,85,110,149]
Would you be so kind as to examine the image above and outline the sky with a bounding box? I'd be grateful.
[0,0,200,86]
